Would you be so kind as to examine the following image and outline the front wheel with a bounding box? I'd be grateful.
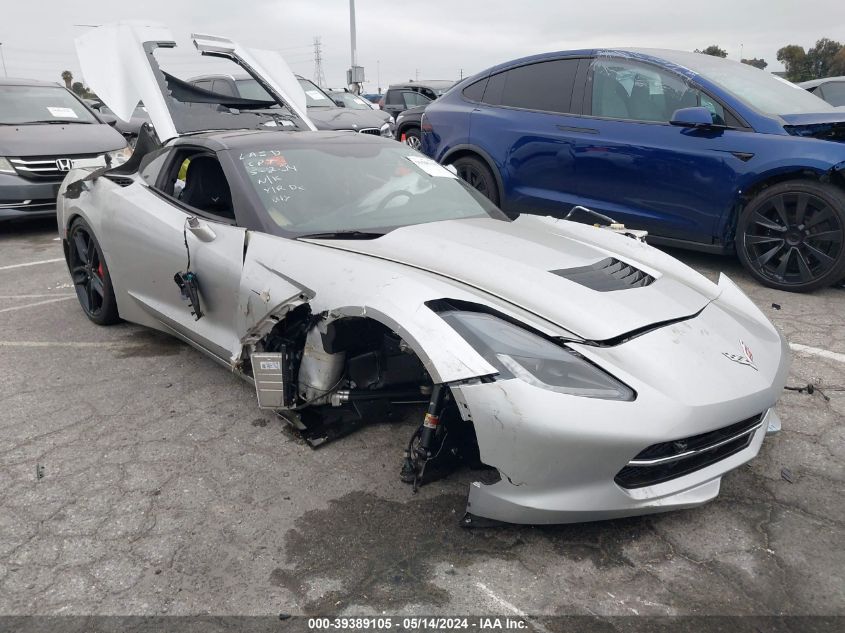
[736,180,845,292]
[451,155,500,206]
[67,218,120,325]
[401,127,422,150]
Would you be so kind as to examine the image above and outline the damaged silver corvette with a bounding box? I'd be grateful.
[59,23,790,525]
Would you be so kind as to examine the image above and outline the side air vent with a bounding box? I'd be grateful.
[551,258,655,291]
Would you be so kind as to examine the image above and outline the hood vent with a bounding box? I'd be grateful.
[551,257,655,291]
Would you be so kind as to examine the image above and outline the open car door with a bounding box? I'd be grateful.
[75,21,316,144]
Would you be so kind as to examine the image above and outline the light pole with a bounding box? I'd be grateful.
[0,43,7,78]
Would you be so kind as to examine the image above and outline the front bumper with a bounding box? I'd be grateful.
[451,292,790,525]
[0,172,61,221]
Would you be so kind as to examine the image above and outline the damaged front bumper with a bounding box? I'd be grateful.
[450,293,790,525]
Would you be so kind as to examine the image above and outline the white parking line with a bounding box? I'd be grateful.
[0,340,135,349]
[0,294,74,299]
[0,257,65,271]
[0,296,76,314]
[475,582,551,633]
[789,343,845,364]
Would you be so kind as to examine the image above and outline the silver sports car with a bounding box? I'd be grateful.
[58,23,790,525]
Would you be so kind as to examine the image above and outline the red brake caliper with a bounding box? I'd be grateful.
[97,260,104,278]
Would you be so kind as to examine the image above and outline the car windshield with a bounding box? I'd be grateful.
[639,49,837,115]
[331,92,372,110]
[235,78,276,102]
[0,85,98,124]
[232,141,509,237]
[297,78,336,107]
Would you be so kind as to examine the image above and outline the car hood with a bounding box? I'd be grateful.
[305,215,722,341]
[306,106,389,131]
[0,123,126,156]
[75,22,316,143]
[782,112,845,142]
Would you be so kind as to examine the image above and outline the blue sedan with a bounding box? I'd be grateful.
[421,49,845,292]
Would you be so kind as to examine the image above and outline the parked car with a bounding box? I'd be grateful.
[326,90,394,129]
[394,104,425,149]
[422,49,845,292]
[798,76,845,107]
[0,78,130,222]
[190,73,393,138]
[90,102,151,146]
[67,23,789,526]
[381,80,456,120]
[360,93,383,108]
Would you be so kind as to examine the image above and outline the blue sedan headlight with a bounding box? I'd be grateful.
[441,311,635,401]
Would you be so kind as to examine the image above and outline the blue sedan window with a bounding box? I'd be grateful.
[592,58,723,124]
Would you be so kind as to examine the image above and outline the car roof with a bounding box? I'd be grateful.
[388,80,454,90]
[0,77,64,88]
[798,76,845,89]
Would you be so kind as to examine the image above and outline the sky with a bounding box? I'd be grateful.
[1,0,843,92]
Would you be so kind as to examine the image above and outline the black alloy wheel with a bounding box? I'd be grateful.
[737,181,845,292]
[67,218,120,324]
[451,155,500,206]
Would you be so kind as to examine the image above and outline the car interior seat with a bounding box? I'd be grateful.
[594,69,630,118]
[181,156,235,219]
[628,75,663,121]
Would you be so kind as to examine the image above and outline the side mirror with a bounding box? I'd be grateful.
[332,99,345,107]
[669,106,715,128]
[99,113,118,127]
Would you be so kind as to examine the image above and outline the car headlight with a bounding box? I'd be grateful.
[441,310,635,400]
[380,122,392,138]
[0,157,15,174]
[104,146,132,167]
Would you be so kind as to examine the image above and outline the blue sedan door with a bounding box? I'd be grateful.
[568,56,754,244]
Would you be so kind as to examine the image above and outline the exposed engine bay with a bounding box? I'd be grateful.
[250,306,485,492]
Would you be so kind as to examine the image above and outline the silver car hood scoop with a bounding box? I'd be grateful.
[310,215,721,341]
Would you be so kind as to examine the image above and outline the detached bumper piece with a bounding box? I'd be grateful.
[615,412,765,488]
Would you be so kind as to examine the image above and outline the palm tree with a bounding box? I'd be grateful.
[61,70,73,89]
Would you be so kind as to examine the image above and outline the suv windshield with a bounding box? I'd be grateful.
[297,78,336,107]
[0,85,98,125]
[233,142,508,237]
[638,49,837,116]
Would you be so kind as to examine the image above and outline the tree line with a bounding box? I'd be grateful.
[695,39,845,81]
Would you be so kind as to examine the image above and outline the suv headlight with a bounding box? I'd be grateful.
[0,157,15,174]
[104,147,132,167]
[441,311,635,401]
[380,122,392,138]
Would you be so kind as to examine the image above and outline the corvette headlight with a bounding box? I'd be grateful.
[0,157,15,174]
[441,311,635,401]
[104,146,132,167]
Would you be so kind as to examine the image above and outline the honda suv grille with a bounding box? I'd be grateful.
[9,154,101,181]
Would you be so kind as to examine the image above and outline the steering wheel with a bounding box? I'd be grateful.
[374,190,414,213]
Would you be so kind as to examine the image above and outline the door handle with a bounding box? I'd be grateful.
[186,216,216,242]
[556,125,599,134]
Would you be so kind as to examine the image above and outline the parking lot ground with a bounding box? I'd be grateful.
[1,218,843,618]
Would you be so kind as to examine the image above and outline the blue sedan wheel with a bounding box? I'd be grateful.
[737,181,845,292]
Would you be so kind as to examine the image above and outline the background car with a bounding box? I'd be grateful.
[798,76,845,107]
[190,73,393,138]
[394,104,425,149]
[360,93,383,108]
[0,77,129,222]
[89,101,151,146]
[380,80,455,119]
[422,49,845,292]
[326,89,394,130]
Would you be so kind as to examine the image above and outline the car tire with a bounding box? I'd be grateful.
[401,127,422,150]
[67,217,121,325]
[451,155,500,206]
[736,180,845,292]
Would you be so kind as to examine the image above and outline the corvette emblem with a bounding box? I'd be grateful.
[722,339,757,370]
